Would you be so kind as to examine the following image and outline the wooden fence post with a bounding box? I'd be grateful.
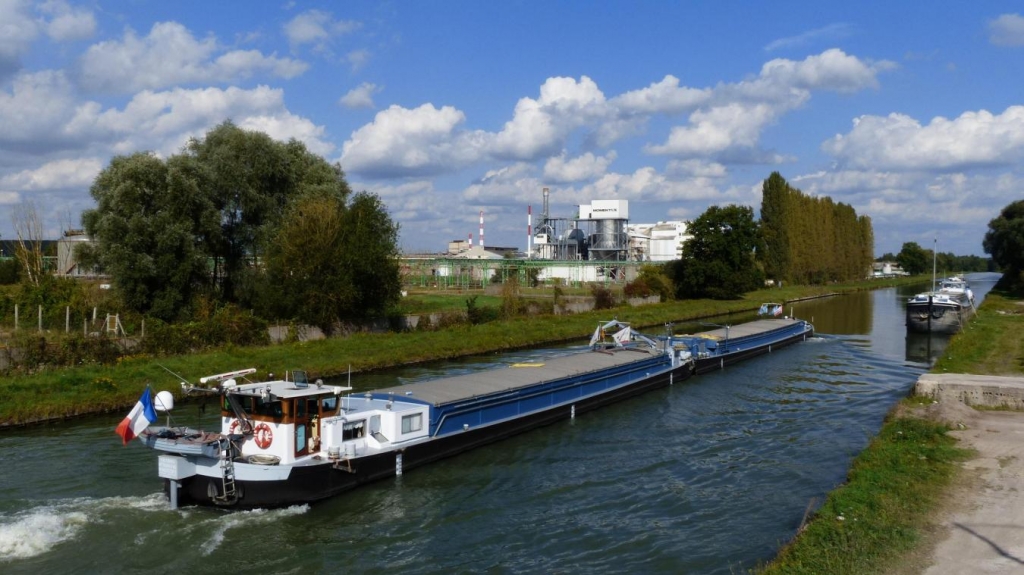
[66,306,70,333]
[38,305,42,332]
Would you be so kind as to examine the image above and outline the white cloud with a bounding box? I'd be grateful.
[462,163,540,204]
[59,84,332,157]
[647,103,777,157]
[490,76,611,160]
[340,103,486,177]
[646,49,894,160]
[283,10,360,50]
[756,48,894,94]
[0,0,39,79]
[543,151,616,183]
[666,159,727,178]
[40,0,96,42]
[352,179,440,221]
[78,21,308,93]
[0,157,103,190]
[989,13,1024,47]
[764,23,853,52]
[612,75,711,115]
[339,82,380,109]
[0,70,80,149]
[823,106,1024,171]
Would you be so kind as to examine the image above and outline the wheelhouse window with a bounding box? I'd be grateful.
[322,396,338,411]
[401,413,423,434]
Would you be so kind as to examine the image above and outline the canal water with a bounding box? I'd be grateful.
[0,274,1000,574]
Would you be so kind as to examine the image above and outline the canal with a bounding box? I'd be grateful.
[0,274,1000,574]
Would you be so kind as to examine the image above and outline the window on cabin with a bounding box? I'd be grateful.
[402,413,423,434]
[342,420,365,440]
[322,396,338,411]
[254,397,282,417]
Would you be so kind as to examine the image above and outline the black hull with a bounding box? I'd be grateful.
[170,363,694,510]
[693,328,812,375]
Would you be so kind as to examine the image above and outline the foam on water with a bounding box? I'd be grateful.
[194,505,309,556]
[0,493,167,562]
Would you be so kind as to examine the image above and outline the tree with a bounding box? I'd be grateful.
[672,205,764,299]
[83,123,355,320]
[82,153,208,320]
[896,242,931,276]
[757,172,873,285]
[11,201,45,286]
[983,200,1024,275]
[258,191,401,334]
[760,172,791,282]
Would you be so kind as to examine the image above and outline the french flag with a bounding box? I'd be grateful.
[115,386,158,445]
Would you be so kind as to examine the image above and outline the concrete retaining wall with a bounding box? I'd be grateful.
[915,373,1024,409]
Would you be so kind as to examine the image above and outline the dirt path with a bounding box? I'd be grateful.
[918,408,1024,574]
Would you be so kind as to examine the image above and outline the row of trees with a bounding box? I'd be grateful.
[885,243,995,276]
[80,122,402,334]
[760,172,874,285]
[662,173,875,300]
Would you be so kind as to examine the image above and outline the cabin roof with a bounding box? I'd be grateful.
[371,346,661,407]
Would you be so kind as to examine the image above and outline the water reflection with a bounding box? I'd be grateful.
[904,331,952,366]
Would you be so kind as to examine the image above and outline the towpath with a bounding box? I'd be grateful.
[912,374,1024,574]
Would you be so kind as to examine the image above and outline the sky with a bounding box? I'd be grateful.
[1,1,1023,257]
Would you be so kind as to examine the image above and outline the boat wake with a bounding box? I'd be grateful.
[0,493,166,562]
[186,505,310,556]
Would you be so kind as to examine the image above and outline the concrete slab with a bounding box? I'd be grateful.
[913,373,1024,574]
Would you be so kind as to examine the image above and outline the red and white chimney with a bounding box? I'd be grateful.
[479,210,485,250]
[527,205,532,258]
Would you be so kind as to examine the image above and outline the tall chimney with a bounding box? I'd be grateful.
[542,187,550,223]
[479,210,485,250]
[527,205,532,259]
[468,232,473,247]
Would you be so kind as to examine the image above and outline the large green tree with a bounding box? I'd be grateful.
[258,191,402,334]
[82,122,398,324]
[81,153,208,319]
[760,172,791,282]
[671,204,764,300]
[983,200,1024,275]
[896,241,931,276]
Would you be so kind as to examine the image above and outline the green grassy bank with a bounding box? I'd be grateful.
[758,281,1024,574]
[0,276,919,428]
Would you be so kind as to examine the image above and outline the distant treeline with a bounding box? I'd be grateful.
[760,172,874,284]
[878,248,995,275]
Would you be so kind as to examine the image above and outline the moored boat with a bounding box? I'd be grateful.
[132,314,813,510]
[905,291,973,334]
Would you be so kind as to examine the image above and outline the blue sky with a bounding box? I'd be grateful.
[2,1,1023,257]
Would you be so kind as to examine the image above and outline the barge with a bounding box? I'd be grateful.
[134,315,813,510]
[906,276,976,334]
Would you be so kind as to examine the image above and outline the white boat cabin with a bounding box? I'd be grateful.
[217,370,430,464]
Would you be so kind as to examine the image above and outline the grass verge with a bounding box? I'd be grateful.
[932,292,1024,375]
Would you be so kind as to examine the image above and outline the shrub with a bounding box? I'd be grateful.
[623,278,653,298]
[590,284,618,310]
